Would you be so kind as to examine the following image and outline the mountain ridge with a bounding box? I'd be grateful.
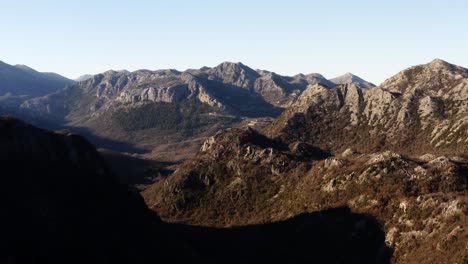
[16,61,344,152]
[0,60,74,98]
[265,59,468,155]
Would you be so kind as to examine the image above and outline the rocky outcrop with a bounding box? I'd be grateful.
[118,85,190,104]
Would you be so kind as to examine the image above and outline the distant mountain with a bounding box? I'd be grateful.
[329,72,375,88]
[19,62,336,151]
[187,62,334,107]
[0,61,74,97]
[75,74,93,82]
[15,64,73,84]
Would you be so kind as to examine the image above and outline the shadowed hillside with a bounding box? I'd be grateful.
[0,117,193,263]
[168,207,391,264]
[0,117,391,264]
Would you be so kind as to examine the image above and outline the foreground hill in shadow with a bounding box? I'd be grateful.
[0,117,193,263]
[168,207,391,264]
[0,117,391,263]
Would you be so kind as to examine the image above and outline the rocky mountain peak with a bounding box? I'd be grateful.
[306,73,327,79]
[217,61,247,69]
[211,61,260,79]
[330,72,375,89]
[380,59,468,94]
[289,73,335,89]
[428,58,451,68]
[420,58,468,74]
[103,69,123,76]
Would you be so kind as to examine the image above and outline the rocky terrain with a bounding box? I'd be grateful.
[266,59,468,156]
[144,127,467,264]
[143,60,468,264]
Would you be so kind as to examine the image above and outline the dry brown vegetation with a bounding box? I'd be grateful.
[143,127,468,264]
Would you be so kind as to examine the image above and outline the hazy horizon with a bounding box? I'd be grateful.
[1,0,467,84]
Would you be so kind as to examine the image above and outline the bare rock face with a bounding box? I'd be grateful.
[266,59,468,155]
[118,84,193,105]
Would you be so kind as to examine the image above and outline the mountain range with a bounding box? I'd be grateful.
[142,59,467,264]
[2,58,467,158]
[5,61,374,155]
[0,58,467,263]
[267,59,468,155]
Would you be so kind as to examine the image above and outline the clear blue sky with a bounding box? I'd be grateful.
[1,0,467,84]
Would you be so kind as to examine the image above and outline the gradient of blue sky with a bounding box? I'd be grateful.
[1,0,467,84]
